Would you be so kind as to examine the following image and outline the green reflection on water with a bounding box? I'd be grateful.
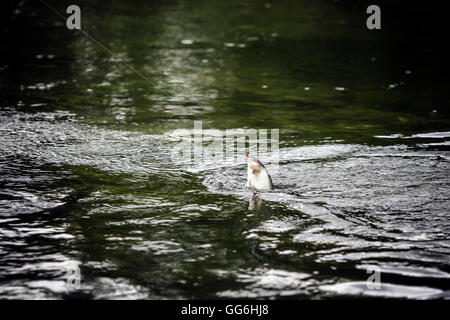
[5,0,449,143]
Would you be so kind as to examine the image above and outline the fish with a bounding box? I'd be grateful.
[245,153,273,192]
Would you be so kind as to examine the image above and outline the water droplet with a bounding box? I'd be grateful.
[388,83,398,90]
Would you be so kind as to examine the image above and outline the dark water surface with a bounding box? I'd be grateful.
[0,0,449,299]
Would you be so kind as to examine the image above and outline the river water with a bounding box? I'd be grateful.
[0,0,449,299]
